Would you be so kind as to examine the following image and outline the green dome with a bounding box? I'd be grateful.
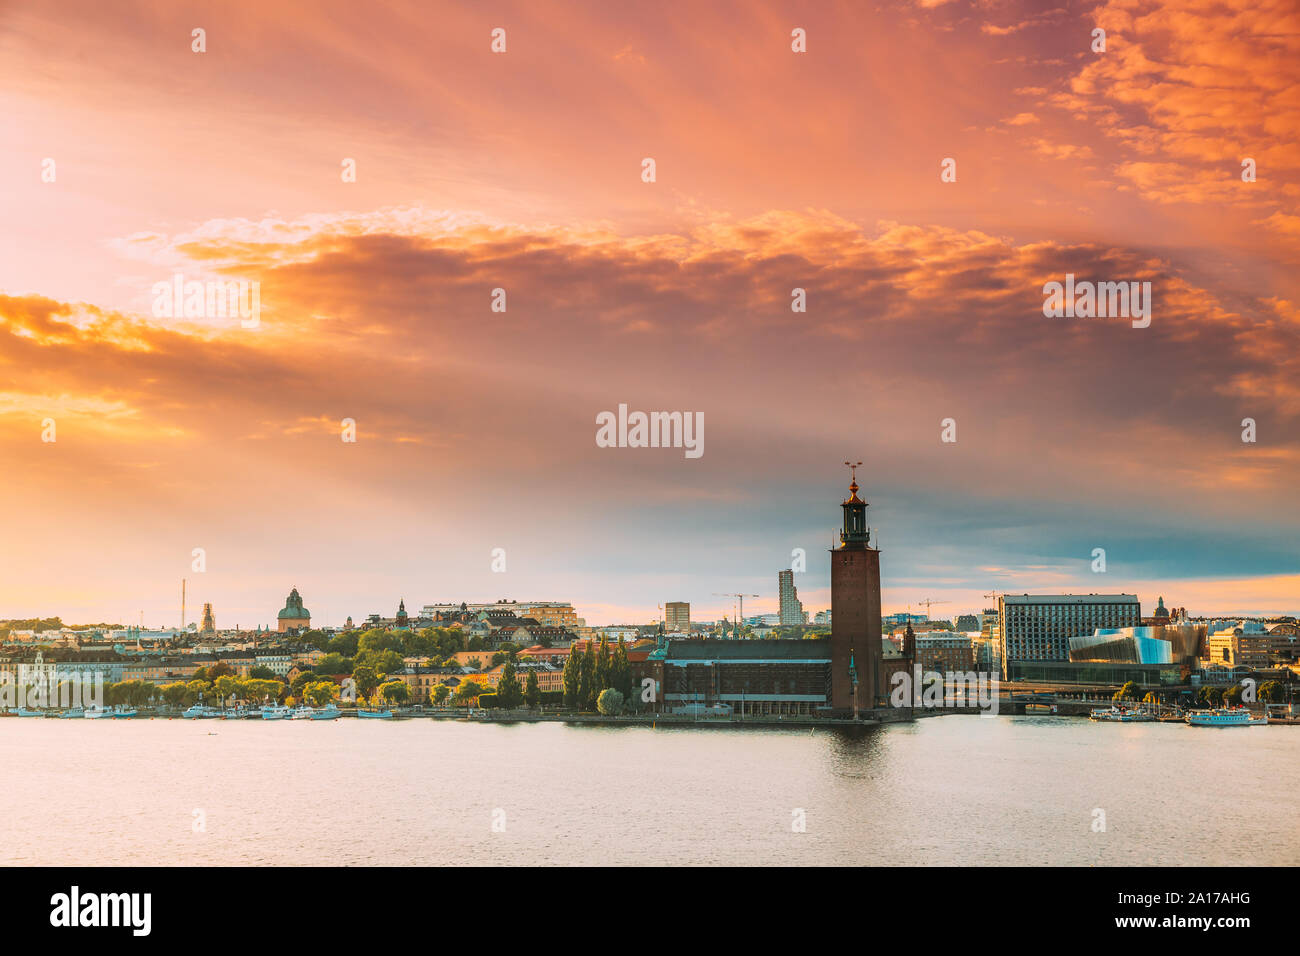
[278,587,311,620]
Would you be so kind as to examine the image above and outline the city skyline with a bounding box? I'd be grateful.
[3,0,1298,627]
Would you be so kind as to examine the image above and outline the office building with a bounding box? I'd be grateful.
[665,602,691,632]
[999,594,1141,679]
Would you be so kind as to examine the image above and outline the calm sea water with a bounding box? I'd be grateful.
[2,715,1295,866]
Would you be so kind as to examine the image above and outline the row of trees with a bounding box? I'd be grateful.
[292,626,473,660]
[1119,680,1290,706]
[561,636,634,712]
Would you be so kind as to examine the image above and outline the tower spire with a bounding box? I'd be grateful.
[838,460,871,549]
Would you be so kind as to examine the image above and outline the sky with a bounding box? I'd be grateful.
[1,0,1297,629]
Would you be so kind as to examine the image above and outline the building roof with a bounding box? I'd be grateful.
[1001,594,1139,605]
[663,638,830,662]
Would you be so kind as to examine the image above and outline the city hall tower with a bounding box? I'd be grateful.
[830,463,883,716]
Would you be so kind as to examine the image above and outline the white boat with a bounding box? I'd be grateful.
[261,703,292,720]
[182,704,220,719]
[310,703,341,720]
[1089,705,1154,722]
[84,707,112,719]
[1185,707,1268,727]
[288,706,315,719]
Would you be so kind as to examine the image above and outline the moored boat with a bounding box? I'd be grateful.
[357,708,393,719]
[15,707,46,717]
[1185,707,1267,727]
[260,703,292,720]
[310,703,341,720]
[1089,705,1154,722]
[182,704,221,719]
[58,707,85,718]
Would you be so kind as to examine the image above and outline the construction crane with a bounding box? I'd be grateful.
[916,597,949,621]
[713,593,759,639]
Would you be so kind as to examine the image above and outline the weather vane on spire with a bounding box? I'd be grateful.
[844,460,862,489]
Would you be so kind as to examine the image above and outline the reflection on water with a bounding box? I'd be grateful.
[1,716,1294,866]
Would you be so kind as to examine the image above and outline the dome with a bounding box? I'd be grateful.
[277,587,311,620]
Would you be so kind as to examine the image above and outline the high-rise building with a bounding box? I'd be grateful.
[778,570,804,625]
[665,602,690,632]
[998,594,1140,679]
[830,465,883,715]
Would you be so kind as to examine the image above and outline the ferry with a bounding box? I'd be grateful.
[261,703,292,720]
[1185,707,1268,727]
[310,703,341,720]
[357,708,393,719]
[1089,705,1154,722]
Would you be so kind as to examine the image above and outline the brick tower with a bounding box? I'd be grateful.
[830,463,883,717]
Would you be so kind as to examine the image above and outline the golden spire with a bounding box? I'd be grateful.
[844,460,864,503]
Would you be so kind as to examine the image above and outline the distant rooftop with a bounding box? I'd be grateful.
[1002,594,1139,605]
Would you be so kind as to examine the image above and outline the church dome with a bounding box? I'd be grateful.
[277,587,311,620]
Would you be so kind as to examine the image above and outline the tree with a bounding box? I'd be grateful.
[497,661,523,709]
[248,666,276,680]
[355,648,402,676]
[1113,681,1139,702]
[579,643,596,710]
[303,681,337,707]
[213,675,239,707]
[327,631,360,657]
[593,636,611,702]
[160,682,189,709]
[432,684,451,707]
[1224,684,1245,705]
[358,629,399,654]
[524,670,540,708]
[562,650,580,709]
[596,688,624,715]
[454,680,485,707]
[351,665,380,700]
[612,638,633,699]
[316,653,352,676]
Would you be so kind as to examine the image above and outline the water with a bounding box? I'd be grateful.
[3,715,1295,866]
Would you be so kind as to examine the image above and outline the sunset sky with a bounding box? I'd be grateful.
[2,0,1297,628]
